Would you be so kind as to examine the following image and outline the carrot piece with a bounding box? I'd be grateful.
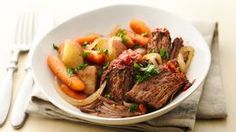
[129,18,151,37]
[139,104,147,114]
[127,31,150,46]
[60,84,87,99]
[125,35,135,48]
[83,50,105,65]
[47,55,85,91]
[75,33,101,45]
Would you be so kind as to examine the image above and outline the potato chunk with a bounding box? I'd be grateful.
[61,40,83,68]
[77,66,97,95]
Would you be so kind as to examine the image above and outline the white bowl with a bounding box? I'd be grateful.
[31,4,211,125]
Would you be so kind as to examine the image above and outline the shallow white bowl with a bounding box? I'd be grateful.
[31,4,211,125]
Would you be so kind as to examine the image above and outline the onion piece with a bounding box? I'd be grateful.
[177,46,194,73]
[143,53,162,67]
[54,78,107,107]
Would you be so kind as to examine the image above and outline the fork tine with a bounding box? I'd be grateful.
[14,13,24,44]
[21,12,29,45]
[27,12,34,45]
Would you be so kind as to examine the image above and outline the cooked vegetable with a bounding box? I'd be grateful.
[113,29,135,48]
[134,63,159,82]
[128,103,139,112]
[55,80,106,107]
[77,66,97,95]
[76,33,101,45]
[129,18,151,37]
[60,84,87,99]
[85,37,109,50]
[143,53,162,67]
[83,50,105,64]
[160,48,169,59]
[139,104,147,114]
[61,40,83,68]
[177,46,194,73]
[106,37,127,61]
[53,43,59,51]
[47,55,85,91]
[127,31,150,46]
[66,68,74,77]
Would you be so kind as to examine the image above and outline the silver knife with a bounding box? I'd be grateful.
[11,13,54,129]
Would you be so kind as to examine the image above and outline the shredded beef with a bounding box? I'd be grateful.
[80,96,143,118]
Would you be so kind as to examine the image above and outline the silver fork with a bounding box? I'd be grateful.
[0,12,34,126]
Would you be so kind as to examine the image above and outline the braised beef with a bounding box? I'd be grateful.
[80,96,143,118]
[126,62,189,109]
[100,49,141,101]
[169,37,184,59]
[147,28,185,63]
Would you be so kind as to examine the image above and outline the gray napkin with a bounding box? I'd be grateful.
[26,20,227,132]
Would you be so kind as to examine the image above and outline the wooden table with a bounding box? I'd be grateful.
[0,0,234,131]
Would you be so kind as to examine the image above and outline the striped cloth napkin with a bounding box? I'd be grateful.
[26,20,227,132]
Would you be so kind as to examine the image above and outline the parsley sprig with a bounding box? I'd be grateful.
[115,29,128,44]
[53,43,59,51]
[128,103,139,112]
[160,48,169,59]
[66,63,88,76]
[134,63,159,83]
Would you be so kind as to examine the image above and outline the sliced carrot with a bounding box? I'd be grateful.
[127,31,150,46]
[47,55,85,91]
[75,33,101,45]
[83,50,105,65]
[129,18,151,37]
[60,84,87,99]
[125,35,135,48]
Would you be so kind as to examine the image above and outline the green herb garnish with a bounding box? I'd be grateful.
[160,48,169,59]
[103,62,110,70]
[82,51,90,57]
[53,43,59,51]
[97,69,103,77]
[66,68,74,77]
[115,29,128,44]
[128,103,139,112]
[75,63,88,72]
[134,63,159,83]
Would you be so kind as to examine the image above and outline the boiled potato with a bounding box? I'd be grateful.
[61,40,83,68]
[77,66,97,95]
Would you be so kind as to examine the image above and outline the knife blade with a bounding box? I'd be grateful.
[11,13,54,129]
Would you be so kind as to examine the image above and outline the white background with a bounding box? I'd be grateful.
[0,0,235,131]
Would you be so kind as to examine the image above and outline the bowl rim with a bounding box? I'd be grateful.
[31,3,211,125]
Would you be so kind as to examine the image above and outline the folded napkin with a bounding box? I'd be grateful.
[26,20,227,132]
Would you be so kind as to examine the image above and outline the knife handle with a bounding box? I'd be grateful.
[11,70,34,129]
[0,68,15,126]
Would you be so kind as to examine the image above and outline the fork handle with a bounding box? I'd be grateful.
[0,67,15,126]
[10,49,20,63]
[11,70,34,129]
